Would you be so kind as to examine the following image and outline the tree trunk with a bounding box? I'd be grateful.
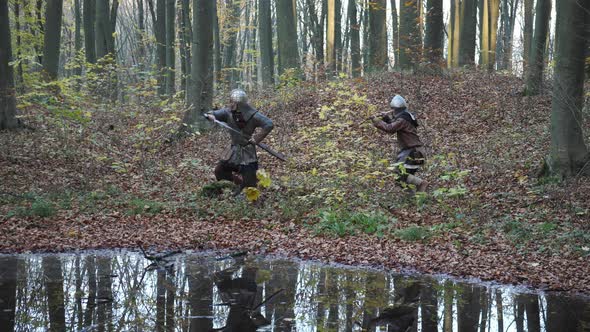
[0,257,17,331]
[334,0,342,72]
[390,0,399,69]
[83,0,97,63]
[0,0,19,130]
[327,0,336,76]
[74,0,82,76]
[96,0,113,58]
[482,0,500,70]
[524,0,551,95]
[399,0,419,70]
[547,0,589,177]
[259,0,274,87]
[369,0,387,71]
[42,0,64,80]
[459,0,477,66]
[424,0,443,67]
[179,0,191,95]
[222,0,240,89]
[275,0,300,75]
[213,2,221,87]
[155,0,166,95]
[14,1,23,88]
[349,0,361,76]
[522,0,533,71]
[183,0,214,132]
[165,0,175,95]
[43,257,66,332]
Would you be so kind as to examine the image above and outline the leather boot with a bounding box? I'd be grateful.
[407,175,428,192]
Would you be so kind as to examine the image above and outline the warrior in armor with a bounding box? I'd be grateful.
[371,95,428,192]
[205,89,274,193]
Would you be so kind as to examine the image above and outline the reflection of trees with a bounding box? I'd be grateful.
[43,256,66,332]
[443,280,454,332]
[96,257,113,332]
[420,278,438,332]
[547,294,590,332]
[523,294,541,332]
[83,256,97,327]
[457,285,481,332]
[0,256,17,332]
[188,259,212,331]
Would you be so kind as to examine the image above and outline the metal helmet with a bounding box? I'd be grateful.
[230,89,248,104]
[390,95,407,109]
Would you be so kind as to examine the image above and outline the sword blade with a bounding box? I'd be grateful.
[209,117,288,162]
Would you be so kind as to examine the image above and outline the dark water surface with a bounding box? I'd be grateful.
[0,251,588,331]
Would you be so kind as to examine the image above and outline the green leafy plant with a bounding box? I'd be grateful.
[30,198,57,218]
[395,225,431,242]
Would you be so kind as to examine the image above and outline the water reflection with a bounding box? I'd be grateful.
[0,251,589,331]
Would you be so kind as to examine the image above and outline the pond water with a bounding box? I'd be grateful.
[0,251,588,332]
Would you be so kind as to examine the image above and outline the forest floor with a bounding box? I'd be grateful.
[1,70,590,294]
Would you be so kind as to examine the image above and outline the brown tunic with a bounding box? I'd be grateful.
[373,115,424,149]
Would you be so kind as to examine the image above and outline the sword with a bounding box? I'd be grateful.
[205,115,288,162]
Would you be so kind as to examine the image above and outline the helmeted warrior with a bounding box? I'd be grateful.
[372,95,428,192]
[205,89,274,192]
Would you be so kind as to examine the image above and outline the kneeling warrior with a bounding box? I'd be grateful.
[205,89,274,193]
[372,95,428,192]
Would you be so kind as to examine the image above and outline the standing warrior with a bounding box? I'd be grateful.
[372,95,428,192]
[205,89,274,193]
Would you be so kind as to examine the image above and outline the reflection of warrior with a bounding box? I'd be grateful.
[205,89,274,193]
[360,281,421,332]
[211,260,270,332]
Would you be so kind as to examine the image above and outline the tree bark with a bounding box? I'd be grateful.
[275,0,300,75]
[213,2,221,87]
[183,0,214,132]
[259,0,274,87]
[399,0,419,70]
[424,0,443,67]
[165,0,175,95]
[179,0,191,95]
[525,0,551,95]
[84,0,97,63]
[459,0,477,66]
[96,0,114,58]
[155,0,166,95]
[327,0,336,76]
[74,0,82,76]
[390,0,399,69]
[547,0,589,177]
[0,0,19,130]
[369,0,387,71]
[522,0,533,70]
[349,0,361,76]
[482,0,500,70]
[222,0,240,88]
[42,0,64,80]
